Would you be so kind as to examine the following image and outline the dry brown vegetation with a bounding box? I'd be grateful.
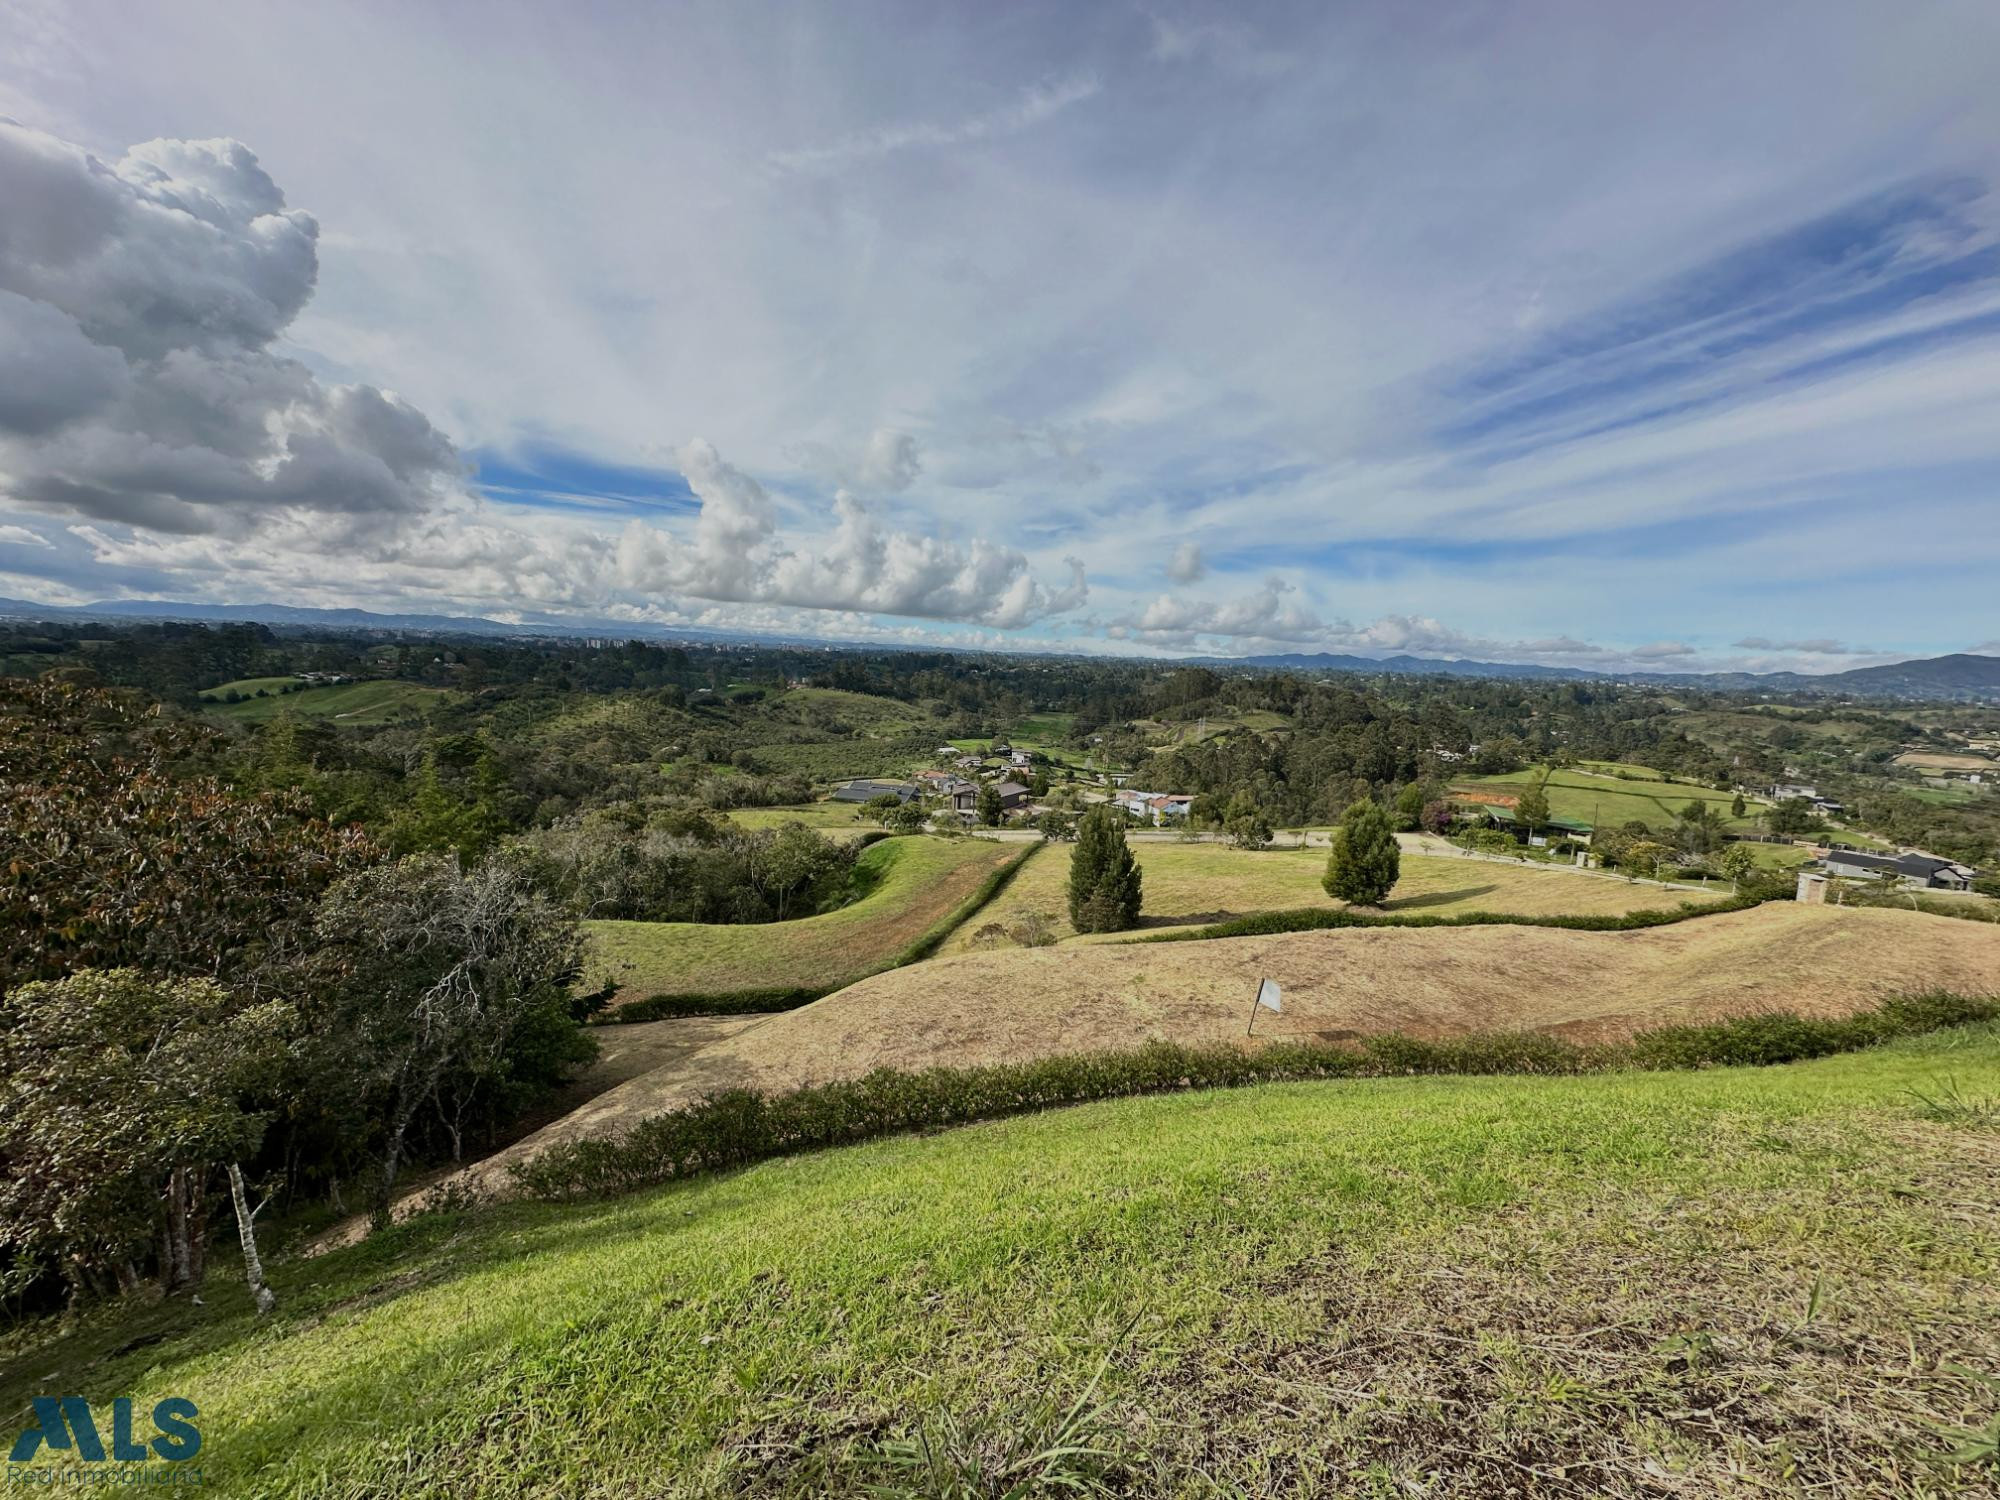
[473,904,2000,1188]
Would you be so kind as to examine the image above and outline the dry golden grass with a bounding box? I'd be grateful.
[943,841,1723,952]
[478,904,2000,1184]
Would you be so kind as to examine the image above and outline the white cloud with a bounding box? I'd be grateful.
[1167,541,1205,584]
[1631,640,1696,660]
[1732,636,1859,655]
[0,524,53,548]
[769,72,1100,174]
[613,441,1087,627]
[854,429,922,491]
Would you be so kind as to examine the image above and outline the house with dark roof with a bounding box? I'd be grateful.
[1823,849,1975,891]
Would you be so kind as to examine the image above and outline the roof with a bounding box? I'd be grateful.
[1825,850,1968,880]
[994,780,1029,797]
[830,779,915,803]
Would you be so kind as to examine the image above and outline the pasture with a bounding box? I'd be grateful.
[724,802,887,831]
[1451,763,1765,832]
[943,838,1726,952]
[588,835,1022,1005]
[200,677,449,723]
[16,1018,1998,1496]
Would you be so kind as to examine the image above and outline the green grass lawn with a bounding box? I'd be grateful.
[1452,764,1764,833]
[724,802,889,832]
[944,840,1724,951]
[9,1026,1996,1496]
[200,678,449,724]
[588,836,1022,1002]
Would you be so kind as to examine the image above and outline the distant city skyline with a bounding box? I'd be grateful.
[3,1,1998,673]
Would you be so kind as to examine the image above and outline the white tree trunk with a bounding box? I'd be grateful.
[227,1163,276,1315]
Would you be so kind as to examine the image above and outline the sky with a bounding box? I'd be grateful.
[2,0,1999,673]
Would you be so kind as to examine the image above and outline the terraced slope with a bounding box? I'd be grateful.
[484,904,2000,1179]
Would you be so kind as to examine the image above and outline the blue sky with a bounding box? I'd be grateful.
[2,0,1998,669]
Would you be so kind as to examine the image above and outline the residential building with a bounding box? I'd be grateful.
[830,779,917,804]
[1822,850,1977,891]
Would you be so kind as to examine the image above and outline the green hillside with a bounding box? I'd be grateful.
[1451,763,1766,831]
[6,1027,1994,1496]
[200,677,449,723]
[588,835,1024,1006]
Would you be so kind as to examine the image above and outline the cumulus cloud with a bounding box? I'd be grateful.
[0,120,464,535]
[854,428,922,491]
[613,440,1087,627]
[1167,541,1206,584]
[0,524,52,547]
[1630,640,1696,660]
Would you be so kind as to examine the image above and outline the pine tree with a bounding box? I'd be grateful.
[1323,798,1401,906]
[1068,805,1143,933]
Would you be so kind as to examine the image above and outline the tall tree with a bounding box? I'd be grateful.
[1323,799,1401,906]
[1068,805,1143,933]
[0,971,290,1305]
[308,854,593,1224]
[977,782,1004,826]
[1513,780,1551,838]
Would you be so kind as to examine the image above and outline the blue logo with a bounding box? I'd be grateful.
[8,1397,201,1464]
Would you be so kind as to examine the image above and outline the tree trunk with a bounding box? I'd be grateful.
[161,1166,194,1293]
[227,1163,276,1315]
[373,1089,419,1230]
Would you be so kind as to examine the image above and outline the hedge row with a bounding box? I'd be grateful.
[1128,892,1769,944]
[599,842,1044,1024]
[513,990,1998,1201]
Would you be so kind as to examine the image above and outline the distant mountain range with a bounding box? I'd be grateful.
[1219,650,2000,701]
[4,594,1998,700]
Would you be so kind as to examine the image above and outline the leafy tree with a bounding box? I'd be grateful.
[308,855,593,1222]
[1323,799,1401,906]
[0,971,290,1306]
[1765,797,1816,835]
[1037,809,1077,842]
[1716,844,1759,889]
[1731,792,1747,819]
[1223,790,1273,849]
[1393,782,1427,832]
[977,782,1004,826]
[0,677,374,996]
[1514,780,1551,836]
[1419,799,1455,836]
[1068,805,1142,933]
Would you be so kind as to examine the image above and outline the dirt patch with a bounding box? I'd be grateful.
[1452,788,1520,808]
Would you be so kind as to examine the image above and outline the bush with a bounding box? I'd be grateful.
[1133,894,1765,944]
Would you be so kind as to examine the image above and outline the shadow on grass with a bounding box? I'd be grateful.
[1387,884,1499,911]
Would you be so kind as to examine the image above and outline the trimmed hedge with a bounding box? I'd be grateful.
[1128,893,1767,944]
[513,990,1999,1201]
[599,842,1043,1023]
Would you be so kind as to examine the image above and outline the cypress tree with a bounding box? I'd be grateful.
[1323,798,1401,906]
[1068,805,1143,933]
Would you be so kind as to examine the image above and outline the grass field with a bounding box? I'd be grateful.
[1452,764,1765,832]
[588,836,1022,1004]
[725,802,887,831]
[942,840,1726,952]
[200,677,449,724]
[11,1023,1997,1496]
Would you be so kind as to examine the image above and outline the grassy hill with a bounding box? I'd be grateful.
[200,677,449,724]
[588,835,1024,1008]
[8,1024,1996,1496]
[945,840,1726,952]
[1451,763,1765,831]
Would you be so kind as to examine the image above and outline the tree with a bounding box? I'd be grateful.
[1393,782,1427,832]
[0,677,374,997]
[1037,809,1077,842]
[977,783,1004,826]
[1323,799,1400,906]
[1731,792,1747,820]
[1716,844,1758,890]
[1068,805,1142,934]
[1223,790,1273,849]
[0,971,290,1306]
[1623,840,1672,879]
[308,855,592,1224]
[1514,781,1551,837]
[1765,797,1816,835]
